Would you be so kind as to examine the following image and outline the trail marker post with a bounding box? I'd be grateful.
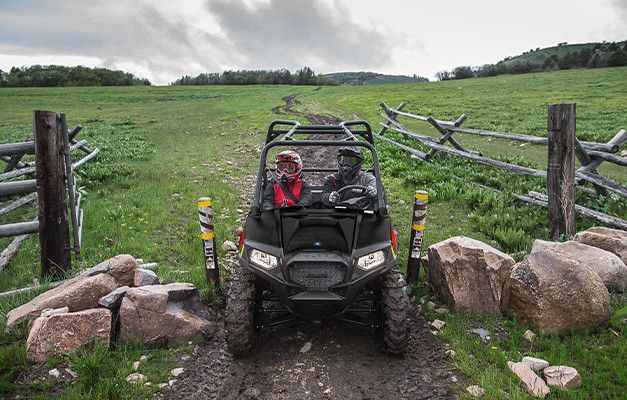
[197,197,220,288]
[406,190,428,284]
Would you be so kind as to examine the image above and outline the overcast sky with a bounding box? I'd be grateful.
[0,0,625,85]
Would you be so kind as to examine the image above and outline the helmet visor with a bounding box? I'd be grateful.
[276,161,298,174]
[338,154,361,167]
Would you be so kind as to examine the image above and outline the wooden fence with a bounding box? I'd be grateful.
[0,111,99,275]
[375,102,627,234]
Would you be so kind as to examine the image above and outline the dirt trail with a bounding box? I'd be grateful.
[163,95,463,400]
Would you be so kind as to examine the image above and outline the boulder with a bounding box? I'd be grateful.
[7,273,117,330]
[134,268,159,286]
[502,250,610,334]
[423,236,515,315]
[98,286,130,310]
[543,366,582,390]
[574,227,627,265]
[532,240,627,292]
[6,254,138,330]
[119,283,215,347]
[83,254,139,286]
[508,361,550,398]
[26,308,111,362]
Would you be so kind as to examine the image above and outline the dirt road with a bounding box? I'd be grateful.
[163,95,463,400]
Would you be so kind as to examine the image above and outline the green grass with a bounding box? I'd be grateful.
[0,66,625,398]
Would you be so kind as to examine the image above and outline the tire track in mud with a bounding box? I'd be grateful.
[163,95,464,400]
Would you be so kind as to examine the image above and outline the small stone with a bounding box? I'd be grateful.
[300,341,312,353]
[181,354,190,361]
[222,240,238,252]
[144,382,152,386]
[243,387,262,399]
[48,368,61,378]
[307,367,315,372]
[40,307,69,317]
[65,368,77,378]
[126,373,146,384]
[521,356,549,371]
[471,328,491,340]
[323,388,331,394]
[430,319,446,330]
[451,375,458,383]
[133,268,159,286]
[426,301,437,311]
[132,361,140,371]
[139,355,148,362]
[543,366,582,390]
[523,330,536,342]
[158,383,169,389]
[430,330,438,335]
[466,385,485,397]
[169,379,177,386]
[236,208,244,213]
[317,382,324,387]
[170,367,184,377]
[234,227,244,236]
[435,307,449,314]
[445,349,456,358]
[621,150,627,158]
[508,361,550,398]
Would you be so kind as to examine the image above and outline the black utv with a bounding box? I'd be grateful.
[225,120,409,356]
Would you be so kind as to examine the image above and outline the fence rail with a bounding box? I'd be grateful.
[375,102,627,233]
[0,111,99,275]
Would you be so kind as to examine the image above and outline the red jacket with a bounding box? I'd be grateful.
[261,178,312,209]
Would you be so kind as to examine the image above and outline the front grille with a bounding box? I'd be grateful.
[288,262,345,291]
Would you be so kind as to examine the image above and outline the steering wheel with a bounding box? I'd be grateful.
[336,185,373,209]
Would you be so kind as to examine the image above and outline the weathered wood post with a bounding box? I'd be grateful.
[547,104,576,240]
[406,190,428,284]
[33,110,71,277]
[197,197,220,288]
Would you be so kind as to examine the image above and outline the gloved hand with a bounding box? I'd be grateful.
[328,191,340,205]
[365,186,377,198]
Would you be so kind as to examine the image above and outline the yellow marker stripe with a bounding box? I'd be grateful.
[412,224,426,231]
[391,245,397,258]
[199,232,214,240]
[198,200,213,207]
[415,193,429,200]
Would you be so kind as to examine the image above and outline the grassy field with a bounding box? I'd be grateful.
[0,66,626,399]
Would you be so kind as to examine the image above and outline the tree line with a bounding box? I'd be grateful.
[171,67,333,86]
[436,41,627,81]
[0,65,151,87]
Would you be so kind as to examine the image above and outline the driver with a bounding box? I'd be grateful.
[321,146,377,208]
[262,150,312,210]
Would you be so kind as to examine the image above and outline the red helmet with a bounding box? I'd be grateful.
[274,150,303,182]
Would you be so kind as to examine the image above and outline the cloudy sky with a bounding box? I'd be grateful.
[0,0,625,84]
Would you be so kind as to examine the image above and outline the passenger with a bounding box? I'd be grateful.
[322,146,377,208]
[262,150,312,210]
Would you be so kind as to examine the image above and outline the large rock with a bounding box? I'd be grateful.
[98,286,130,310]
[502,250,610,334]
[26,308,111,362]
[532,240,627,292]
[423,236,515,315]
[574,227,627,264]
[119,283,214,347]
[6,255,138,330]
[543,366,582,390]
[508,361,550,398]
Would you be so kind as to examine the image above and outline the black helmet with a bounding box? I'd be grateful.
[337,146,364,180]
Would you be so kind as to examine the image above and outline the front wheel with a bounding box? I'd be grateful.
[377,268,409,355]
[225,263,257,356]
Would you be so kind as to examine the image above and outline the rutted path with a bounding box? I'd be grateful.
[163,95,463,400]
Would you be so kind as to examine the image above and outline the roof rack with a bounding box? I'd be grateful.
[265,120,374,145]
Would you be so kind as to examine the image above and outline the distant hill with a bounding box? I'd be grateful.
[321,71,428,85]
[498,42,617,66]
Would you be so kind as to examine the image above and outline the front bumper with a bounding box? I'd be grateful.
[239,243,395,320]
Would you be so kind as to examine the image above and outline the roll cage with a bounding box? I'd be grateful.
[250,120,386,216]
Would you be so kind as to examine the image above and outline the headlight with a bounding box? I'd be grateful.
[357,250,386,270]
[249,249,278,270]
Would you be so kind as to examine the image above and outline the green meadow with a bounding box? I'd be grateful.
[0,66,625,399]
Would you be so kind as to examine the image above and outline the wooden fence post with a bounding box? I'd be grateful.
[547,104,576,240]
[33,110,71,277]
